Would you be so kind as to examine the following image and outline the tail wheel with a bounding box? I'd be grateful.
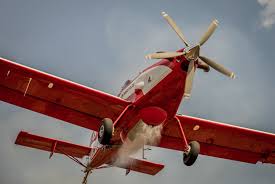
[98,118,113,145]
[183,141,200,166]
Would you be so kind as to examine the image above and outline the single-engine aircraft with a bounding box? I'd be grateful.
[0,12,275,184]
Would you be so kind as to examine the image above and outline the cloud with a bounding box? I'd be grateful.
[258,0,275,28]
[0,1,275,184]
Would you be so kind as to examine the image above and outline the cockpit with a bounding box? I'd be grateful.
[118,79,131,97]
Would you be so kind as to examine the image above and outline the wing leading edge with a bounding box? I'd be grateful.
[0,58,131,131]
[159,115,275,164]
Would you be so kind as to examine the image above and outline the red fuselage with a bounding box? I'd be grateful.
[89,53,191,168]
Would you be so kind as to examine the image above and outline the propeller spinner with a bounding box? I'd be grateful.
[145,12,235,98]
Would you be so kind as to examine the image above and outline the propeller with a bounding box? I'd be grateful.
[145,12,235,97]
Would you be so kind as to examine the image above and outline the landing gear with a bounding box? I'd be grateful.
[98,118,113,145]
[175,116,200,166]
[183,141,200,166]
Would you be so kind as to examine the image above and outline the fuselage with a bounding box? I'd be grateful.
[89,54,191,168]
[119,55,188,119]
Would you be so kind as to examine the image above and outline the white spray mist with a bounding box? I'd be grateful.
[114,122,163,166]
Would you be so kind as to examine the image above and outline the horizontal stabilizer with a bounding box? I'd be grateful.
[15,131,91,158]
[112,158,164,175]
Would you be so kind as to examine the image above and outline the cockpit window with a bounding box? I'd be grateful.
[122,80,131,89]
[118,80,131,97]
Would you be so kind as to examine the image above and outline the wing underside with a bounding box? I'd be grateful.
[159,115,275,164]
[0,58,131,131]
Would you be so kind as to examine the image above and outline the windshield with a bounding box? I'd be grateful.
[118,80,131,96]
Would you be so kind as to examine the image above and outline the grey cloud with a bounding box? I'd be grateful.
[258,0,275,28]
[0,0,275,184]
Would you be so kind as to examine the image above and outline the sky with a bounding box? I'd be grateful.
[0,0,275,184]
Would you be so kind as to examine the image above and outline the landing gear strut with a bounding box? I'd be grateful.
[175,116,200,166]
[183,141,200,166]
[98,118,113,145]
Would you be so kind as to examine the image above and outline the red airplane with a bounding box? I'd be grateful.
[0,12,274,184]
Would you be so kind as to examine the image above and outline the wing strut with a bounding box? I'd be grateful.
[58,148,88,168]
[49,141,57,159]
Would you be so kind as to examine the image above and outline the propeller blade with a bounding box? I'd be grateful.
[145,52,184,59]
[184,60,196,98]
[199,19,219,46]
[161,12,189,47]
[199,56,235,78]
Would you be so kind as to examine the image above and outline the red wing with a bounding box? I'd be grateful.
[159,115,275,164]
[0,58,131,131]
[112,158,164,175]
[15,131,91,158]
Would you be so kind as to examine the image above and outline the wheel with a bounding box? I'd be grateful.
[98,118,113,145]
[183,141,200,166]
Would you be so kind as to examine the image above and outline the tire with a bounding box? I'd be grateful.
[183,141,200,166]
[98,118,113,145]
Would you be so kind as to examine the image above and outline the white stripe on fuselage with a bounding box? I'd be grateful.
[119,65,172,100]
